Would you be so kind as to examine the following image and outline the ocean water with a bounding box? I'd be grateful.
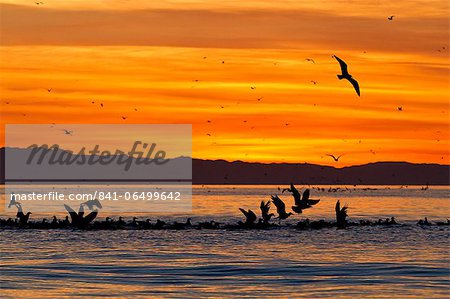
[1,185,449,298]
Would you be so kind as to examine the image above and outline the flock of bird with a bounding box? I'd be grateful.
[238,184,321,226]
[3,184,449,230]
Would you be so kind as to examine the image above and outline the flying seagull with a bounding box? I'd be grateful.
[16,204,32,225]
[335,200,348,228]
[332,55,360,96]
[260,200,274,224]
[326,154,342,162]
[299,189,320,206]
[283,184,320,213]
[64,204,98,228]
[270,195,293,221]
[387,15,395,20]
[305,58,316,64]
[62,129,73,135]
[239,208,257,225]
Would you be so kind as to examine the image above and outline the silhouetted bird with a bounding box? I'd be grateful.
[117,216,126,226]
[305,58,316,64]
[271,195,293,221]
[387,15,395,20]
[332,55,360,96]
[283,183,301,211]
[260,200,274,223]
[16,204,31,225]
[63,129,73,135]
[417,217,431,225]
[300,189,320,206]
[155,219,166,228]
[51,216,58,227]
[64,204,98,228]
[173,218,192,229]
[289,186,320,213]
[326,154,342,162]
[62,216,70,226]
[335,200,348,228]
[239,208,257,225]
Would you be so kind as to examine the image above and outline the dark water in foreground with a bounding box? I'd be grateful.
[1,185,449,298]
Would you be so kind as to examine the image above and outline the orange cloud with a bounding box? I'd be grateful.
[0,2,448,166]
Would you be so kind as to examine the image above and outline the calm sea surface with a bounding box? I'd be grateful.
[1,185,449,298]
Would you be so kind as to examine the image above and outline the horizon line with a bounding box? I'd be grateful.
[1,146,449,168]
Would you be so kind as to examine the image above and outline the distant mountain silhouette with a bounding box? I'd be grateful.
[192,159,449,185]
[0,147,448,185]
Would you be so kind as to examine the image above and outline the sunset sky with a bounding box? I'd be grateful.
[0,0,449,166]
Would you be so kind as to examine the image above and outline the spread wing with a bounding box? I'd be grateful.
[239,208,249,217]
[83,211,98,224]
[8,197,16,208]
[341,205,348,217]
[333,55,348,75]
[271,195,286,215]
[307,199,320,205]
[335,200,341,214]
[326,154,337,160]
[86,199,102,210]
[302,189,310,201]
[248,210,257,222]
[260,200,270,215]
[347,77,360,96]
[64,204,79,223]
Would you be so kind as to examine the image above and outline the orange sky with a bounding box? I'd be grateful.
[0,0,449,166]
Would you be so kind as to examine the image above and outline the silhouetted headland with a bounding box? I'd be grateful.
[1,147,449,185]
